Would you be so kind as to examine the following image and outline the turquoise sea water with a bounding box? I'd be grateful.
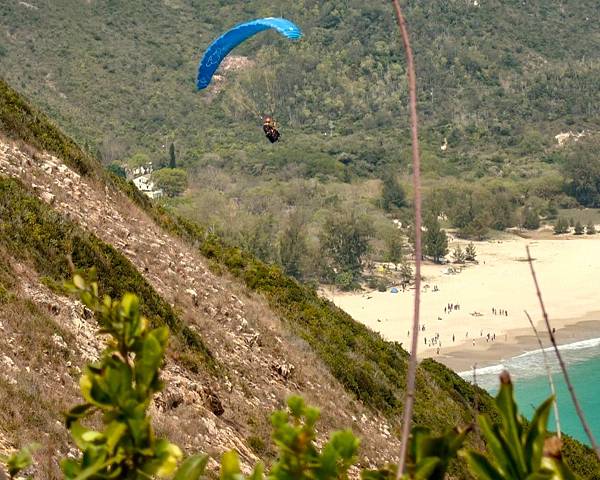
[460,338,600,445]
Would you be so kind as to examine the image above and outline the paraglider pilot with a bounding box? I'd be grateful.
[262,115,280,143]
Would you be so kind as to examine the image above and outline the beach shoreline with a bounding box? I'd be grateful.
[441,317,600,373]
[325,234,600,375]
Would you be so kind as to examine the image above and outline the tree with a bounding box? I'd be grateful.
[278,212,307,279]
[574,220,584,235]
[423,216,448,263]
[384,230,404,270]
[569,217,575,227]
[563,139,600,207]
[152,168,187,197]
[460,213,491,239]
[399,261,413,291]
[587,221,596,235]
[127,152,151,168]
[320,211,372,285]
[169,142,176,168]
[106,162,126,178]
[99,135,125,164]
[452,245,466,264]
[380,174,406,212]
[487,187,517,231]
[242,214,276,263]
[449,188,495,239]
[554,217,569,234]
[521,206,540,230]
[465,242,477,261]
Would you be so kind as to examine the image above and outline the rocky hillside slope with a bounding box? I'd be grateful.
[0,138,402,475]
[1,80,599,478]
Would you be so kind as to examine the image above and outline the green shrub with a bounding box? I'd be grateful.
[554,217,570,234]
[586,221,596,235]
[464,372,576,480]
[61,274,205,480]
[0,79,97,177]
[247,436,268,456]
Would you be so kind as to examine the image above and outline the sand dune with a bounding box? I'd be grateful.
[329,234,600,371]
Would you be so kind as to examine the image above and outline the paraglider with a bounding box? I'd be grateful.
[196,18,302,143]
[262,115,280,143]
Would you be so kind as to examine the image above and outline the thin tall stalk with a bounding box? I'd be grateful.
[526,246,599,458]
[524,310,561,438]
[390,1,422,476]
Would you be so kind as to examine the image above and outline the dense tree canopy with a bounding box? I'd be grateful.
[152,168,188,197]
[423,216,448,263]
[380,175,407,212]
[320,211,372,285]
[563,139,600,207]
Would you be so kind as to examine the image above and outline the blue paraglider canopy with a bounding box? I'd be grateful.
[197,17,302,90]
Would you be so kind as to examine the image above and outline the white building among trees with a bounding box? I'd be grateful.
[126,162,163,199]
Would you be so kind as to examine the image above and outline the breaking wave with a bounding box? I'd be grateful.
[457,337,600,391]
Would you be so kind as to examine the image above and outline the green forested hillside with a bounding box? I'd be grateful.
[1,0,598,171]
[1,0,599,284]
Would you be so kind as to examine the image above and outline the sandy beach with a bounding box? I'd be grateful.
[327,233,600,372]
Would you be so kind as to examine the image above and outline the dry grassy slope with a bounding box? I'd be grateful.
[0,138,401,472]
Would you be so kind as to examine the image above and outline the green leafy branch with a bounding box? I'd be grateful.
[0,444,39,480]
[59,272,206,480]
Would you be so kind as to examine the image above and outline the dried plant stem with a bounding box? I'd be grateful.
[524,310,561,438]
[390,0,422,476]
[526,246,599,457]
